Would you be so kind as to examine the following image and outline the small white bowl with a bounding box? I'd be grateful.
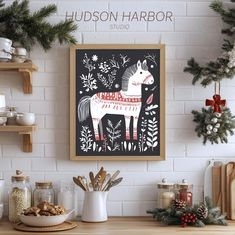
[19,209,73,227]
[16,113,35,126]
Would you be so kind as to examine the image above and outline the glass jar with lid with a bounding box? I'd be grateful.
[33,182,55,206]
[57,180,75,219]
[157,178,175,209]
[176,179,193,206]
[8,170,31,223]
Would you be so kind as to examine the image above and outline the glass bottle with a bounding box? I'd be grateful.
[176,179,193,206]
[57,180,75,219]
[8,170,31,223]
[33,182,55,206]
[157,178,175,209]
[57,180,74,209]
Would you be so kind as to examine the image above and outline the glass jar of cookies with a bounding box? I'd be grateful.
[8,170,31,223]
[33,182,55,206]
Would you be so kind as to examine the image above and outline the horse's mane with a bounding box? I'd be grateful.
[121,62,148,91]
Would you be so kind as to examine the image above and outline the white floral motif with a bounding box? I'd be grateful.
[80,73,98,92]
[99,62,111,73]
[145,104,159,116]
[80,126,93,152]
[92,55,98,62]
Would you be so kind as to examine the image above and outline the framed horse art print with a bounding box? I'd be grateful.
[70,44,165,161]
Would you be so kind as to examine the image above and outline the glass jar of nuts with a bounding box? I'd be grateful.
[33,182,55,206]
[8,170,31,223]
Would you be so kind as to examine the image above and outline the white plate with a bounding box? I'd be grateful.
[19,209,74,227]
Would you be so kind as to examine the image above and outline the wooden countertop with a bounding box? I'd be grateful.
[0,217,234,235]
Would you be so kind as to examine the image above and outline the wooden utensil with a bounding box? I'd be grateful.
[98,170,107,190]
[102,170,120,191]
[225,162,235,219]
[73,177,86,191]
[89,171,96,191]
[105,177,123,191]
[229,163,235,220]
[82,176,90,191]
[93,167,104,190]
[220,164,226,214]
[231,178,235,220]
[78,176,88,190]
[212,162,222,208]
[101,174,111,191]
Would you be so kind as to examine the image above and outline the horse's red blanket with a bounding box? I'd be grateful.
[96,91,142,103]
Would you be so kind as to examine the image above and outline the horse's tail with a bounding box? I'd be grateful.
[77,96,91,122]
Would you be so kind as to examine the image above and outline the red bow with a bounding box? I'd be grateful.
[205,94,226,113]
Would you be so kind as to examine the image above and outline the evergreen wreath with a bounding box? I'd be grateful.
[184,0,235,144]
[184,0,235,87]
[0,0,77,51]
[147,197,227,227]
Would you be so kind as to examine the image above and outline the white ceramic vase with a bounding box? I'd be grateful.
[82,191,108,222]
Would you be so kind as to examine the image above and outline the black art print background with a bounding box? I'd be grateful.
[75,49,161,156]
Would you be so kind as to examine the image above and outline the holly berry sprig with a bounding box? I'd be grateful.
[180,213,197,227]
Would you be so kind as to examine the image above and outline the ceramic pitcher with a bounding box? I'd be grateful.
[82,191,108,222]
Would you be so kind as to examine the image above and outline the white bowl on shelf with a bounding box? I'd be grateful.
[19,209,74,227]
[16,112,35,126]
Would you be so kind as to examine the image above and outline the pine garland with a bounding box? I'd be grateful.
[0,0,77,51]
[184,0,235,86]
[192,107,235,144]
[147,197,227,227]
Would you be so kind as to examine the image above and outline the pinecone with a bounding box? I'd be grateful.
[180,213,197,227]
[196,204,208,219]
[172,199,186,210]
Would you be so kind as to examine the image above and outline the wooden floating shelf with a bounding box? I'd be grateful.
[0,62,38,94]
[0,125,37,152]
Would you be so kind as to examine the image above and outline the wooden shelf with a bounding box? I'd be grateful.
[0,62,38,94]
[0,125,37,152]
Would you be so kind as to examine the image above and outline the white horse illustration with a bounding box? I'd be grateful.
[78,60,154,141]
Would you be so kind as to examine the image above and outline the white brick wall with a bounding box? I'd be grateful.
[0,0,234,216]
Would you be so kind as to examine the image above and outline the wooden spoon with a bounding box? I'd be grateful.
[101,173,111,191]
[105,177,123,191]
[78,176,88,191]
[89,171,96,191]
[103,170,120,191]
[73,177,86,191]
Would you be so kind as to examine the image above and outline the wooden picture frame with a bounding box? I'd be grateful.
[70,44,165,161]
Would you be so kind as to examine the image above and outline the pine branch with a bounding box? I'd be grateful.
[0,0,77,51]
[185,0,235,86]
[0,0,4,8]
[147,197,227,227]
[32,5,57,21]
